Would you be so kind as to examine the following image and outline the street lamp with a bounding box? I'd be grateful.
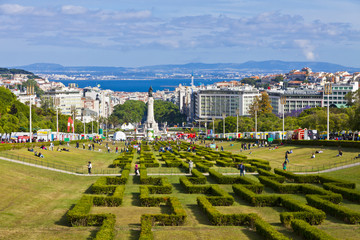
[236,109,239,139]
[280,96,287,142]
[254,104,259,140]
[212,116,215,138]
[27,85,34,143]
[222,112,226,138]
[324,83,332,140]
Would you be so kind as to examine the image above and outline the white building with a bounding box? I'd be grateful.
[268,82,359,115]
[43,88,82,116]
[193,86,260,120]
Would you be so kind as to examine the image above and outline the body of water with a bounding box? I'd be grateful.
[52,78,221,92]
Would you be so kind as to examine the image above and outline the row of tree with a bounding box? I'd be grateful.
[209,90,360,133]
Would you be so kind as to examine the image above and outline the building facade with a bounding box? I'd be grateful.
[194,87,260,120]
[268,82,359,115]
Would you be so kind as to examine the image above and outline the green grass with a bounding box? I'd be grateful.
[202,141,360,171]
[0,160,99,240]
[0,143,360,240]
[0,141,125,174]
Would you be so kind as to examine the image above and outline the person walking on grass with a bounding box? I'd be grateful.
[238,162,245,176]
[88,161,92,174]
[135,164,139,175]
[188,160,194,174]
[282,161,287,171]
[285,150,289,163]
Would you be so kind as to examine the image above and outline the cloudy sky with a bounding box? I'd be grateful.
[1,0,359,67]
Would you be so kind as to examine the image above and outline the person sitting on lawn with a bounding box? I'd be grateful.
[311,153,315,158]
[337,150,343,157]
[28,148,34,152]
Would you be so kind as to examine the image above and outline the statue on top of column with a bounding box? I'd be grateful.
[148,86,153,97]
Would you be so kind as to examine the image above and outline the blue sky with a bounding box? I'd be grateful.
[1,0,359,67]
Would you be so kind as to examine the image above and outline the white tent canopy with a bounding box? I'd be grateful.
[113,131,127,141]
[121,123,135,130]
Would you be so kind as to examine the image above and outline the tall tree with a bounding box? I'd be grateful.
[248,92,273,117]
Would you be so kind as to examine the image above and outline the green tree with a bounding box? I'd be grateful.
[153,100,186,125]
[248,92,273,117]
[111,100,147,125]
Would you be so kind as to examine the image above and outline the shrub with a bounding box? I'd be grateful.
[291,219,337,240]
[323,182,360,203]
[280,196,326,225]
[254,217,290,240]
[257,169,285,183]
[306,195,360,224]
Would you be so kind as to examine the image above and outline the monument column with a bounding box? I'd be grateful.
[145,86,159,140]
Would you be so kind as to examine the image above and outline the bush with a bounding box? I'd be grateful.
[258,176,302,194]
[319,176,356,189]
[323,182,360,203]
[280,196,326,225]
[94,215,116,240]
[232,184,279,207]
[254,217,290,240]
[306,195,360,224]
[257,169,285,183]
[291,219,337,240]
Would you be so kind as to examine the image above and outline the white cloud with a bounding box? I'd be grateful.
[61,5,88,15]
[294,39,315,60]
[0,4,34,15]
[0,3,358,55]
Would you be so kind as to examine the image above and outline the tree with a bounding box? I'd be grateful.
[153,100,186,125]
[345,89,360,107]
[248,92,273,117]
[111,100,147,125]
[273,75,284,83]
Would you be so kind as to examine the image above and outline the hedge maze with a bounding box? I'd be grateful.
[66,141,360,239]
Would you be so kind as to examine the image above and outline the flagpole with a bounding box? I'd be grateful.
[73,111,75,140]
[56,108,59,141]
[29,89,32,143]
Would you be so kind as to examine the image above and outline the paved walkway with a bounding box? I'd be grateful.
[295,162,360,174]
[0,156,359,176]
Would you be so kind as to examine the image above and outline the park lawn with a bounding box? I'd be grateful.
[0,143,122,173]
[0,160,99,240]
[320,165,360,190]
[0,144,359,240]
[200,141,360,171]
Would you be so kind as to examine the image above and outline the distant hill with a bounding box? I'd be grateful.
[139,60,360,73]
[15,63,128,74]
[14,60,360,75]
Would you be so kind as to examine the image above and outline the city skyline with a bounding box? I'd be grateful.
[1,0,359,67]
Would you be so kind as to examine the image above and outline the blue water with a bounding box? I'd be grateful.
[52,79,220,92]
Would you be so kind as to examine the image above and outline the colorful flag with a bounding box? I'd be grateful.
[67,117,73,132]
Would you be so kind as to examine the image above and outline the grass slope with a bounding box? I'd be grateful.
[0,160,99,240]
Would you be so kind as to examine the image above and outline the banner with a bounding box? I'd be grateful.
[67,117,73,132]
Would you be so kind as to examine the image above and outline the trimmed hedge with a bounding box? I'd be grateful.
[306,195,360,224]
[258,176,302,194]
[196,196,289,239]
[323,182,360,203]
[291,219,337,240]
[92,185,125,207]
[67,195,116,240]
[254,217,290,240]
[94,215,116,240]
[209,169,259,184]
[257,169,285,183]
[274,169,319,183]
[280,196,326,225]
[139,197,187,239]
